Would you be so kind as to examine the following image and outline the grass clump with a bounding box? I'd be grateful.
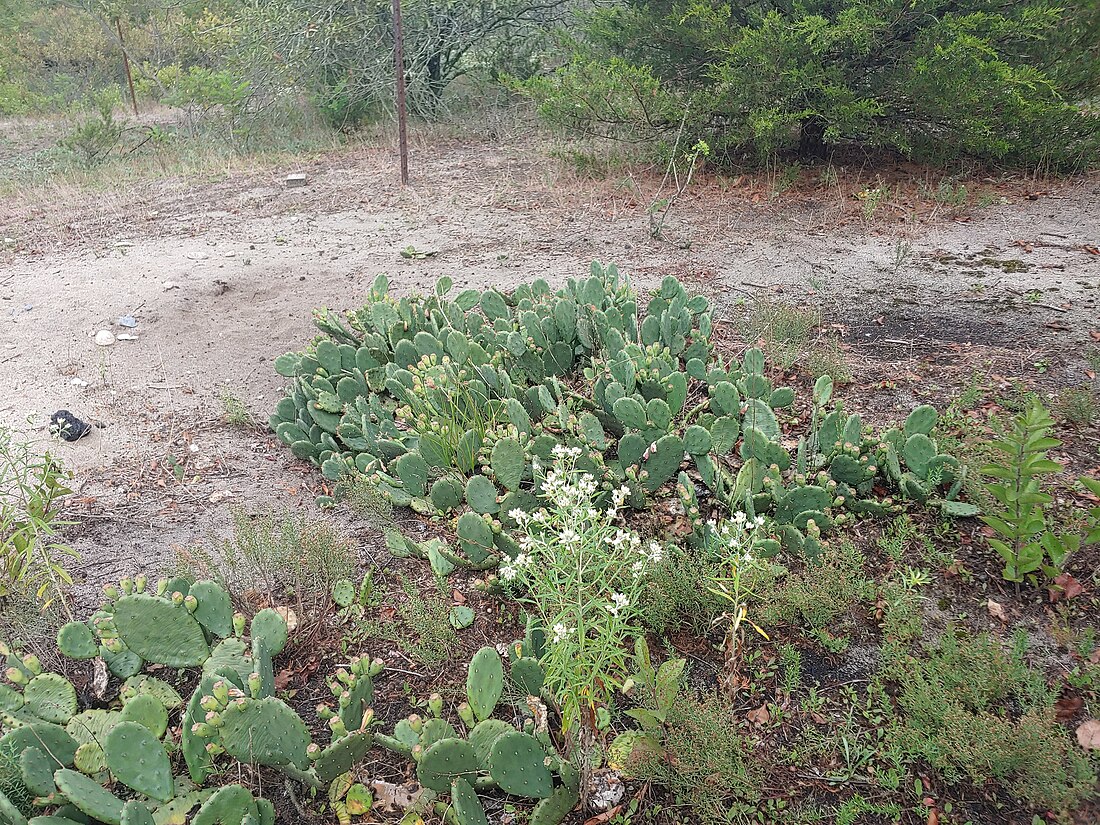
[757,542,872,633]
[1054,383,1098,427]
[362,577,456,667]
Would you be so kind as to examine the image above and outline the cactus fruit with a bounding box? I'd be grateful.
[488,731,553,799]
[108,595,209,668]
[416,738,479,793]
[450,778,489,825]
[466,648,503,722]
[103,722,173,802]
[53,770,124,825]
[118,694,168,738]
[250,609,289,656]
[56,624,97,661]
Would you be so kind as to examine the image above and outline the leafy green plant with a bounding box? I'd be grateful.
[979,399,1094,583]
[501,447,665,732]
[59,89,122,166]
[0,428,77,610]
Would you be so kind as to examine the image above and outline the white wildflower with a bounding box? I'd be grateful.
[500,565,517,581]
[559,528,579,544]
[509,508,529,525]
[552,623,573,644]
[647,541,664,563]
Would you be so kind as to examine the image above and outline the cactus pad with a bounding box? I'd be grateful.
[456,513,495,564]
[2,724,77,769]
[104,722,173,802]
[490,438,525,492]
[904,404,938,436]
[416,738,479,793]
[465,475,500,515]
[450,778,489,825]
[488,731,553,799]
[65,710,119,748]
[22,674,77,725]
[188,581,234,638]
[56,623,97,661]
[53,769,124,825]
[120,800,156,825]
[250,609,289,656]
[18,747,55,797]
[642,434,683,492]
[902,434,936,477]
[217,696,311,768]
[466,647,504,722]
[110,595,209,667]
[119,694,168,738]
[192,785,258,825]
[467,719,513,768]
[430,477,465,512]
[311,731,373,786]
[510,658,544,697]
[121,676,183,710]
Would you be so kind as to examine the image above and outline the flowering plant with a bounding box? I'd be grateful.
[501,446,664,732]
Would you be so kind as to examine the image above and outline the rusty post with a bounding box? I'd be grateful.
[117,18,139,116]
[392,0,409,185]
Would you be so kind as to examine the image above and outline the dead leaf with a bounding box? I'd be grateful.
[927,808,939,825]
[1048,573,1085,603]
[1090,647,1100,665]
[1075,720,1100,750]
[584,807,623,825]
[369,780,422,811]
[274,605,298,632]
[1055,694,1084,722]
[986,599,1007,623]
[452,589,466,604]
[746,704,770,726]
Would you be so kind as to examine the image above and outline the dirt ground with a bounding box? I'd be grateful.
[1,137,1098,602]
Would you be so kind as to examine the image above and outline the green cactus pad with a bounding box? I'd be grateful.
[18,748,56,797]
[420,718,458,749]
[642,434,683,492]
[466,647,504,722]
[741,399,779,442]
[121,676,183,710]
[710,416,740,454]
[577,413,606,450]
[181,678,216,784]
[53,770,124,825]
[456,513,495,564]
[490,438,525,492]
[775,486,832,524]
[73,742,106,775]
[612,397,647,430]
[904,404,938,436]
[28,818,86,825]
[188,581,234,638]
[940,499,979,518]
[0,683,22,714]
[203,638,253,684]
[510,658,545,697]
[104,722,173,802]
[829,453,871,486]
[99,644,142,679]
[467,719,513,768]
[902,434,936,477]
[710,382,740,417]
[529,780,580,825]
[488,731,553,799]
[900,473,931,502]
[682,425,712,456]
[56,624,98,661]
[338,672,373,731]
[742,373,771,400]
[192,785,258,825]
[119,801,155,825]
[217,696,311,768]
[331,579,356,608]
[465,475,500,514]
[65,710,120,748]
[416,738,479,793]
[2,724,77,769]
[250,608,289,656]
[430,477,465,512]
[769,387,795,408]
[450,778,489,825]
[22,674,77,725]
[255,798,276,825]
[118,694,168,738]
[111,595,209,668]
[394,453,428,498]
[312,732,373,786]
[0,790,28,825]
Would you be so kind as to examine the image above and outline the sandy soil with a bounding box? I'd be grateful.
[1,139,1098,600]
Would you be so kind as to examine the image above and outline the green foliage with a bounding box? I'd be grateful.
[0,428,77,609]
[980,399,1097,582]
[892,630,1097,812]
[520,1,1100,169]
[60,89,123,166]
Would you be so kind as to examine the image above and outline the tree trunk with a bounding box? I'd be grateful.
[798,115,827,161]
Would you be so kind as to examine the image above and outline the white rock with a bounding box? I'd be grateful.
[94,330,115,346]
[116,333,138,341]
[163,280,180,290]
[71,378,88,387]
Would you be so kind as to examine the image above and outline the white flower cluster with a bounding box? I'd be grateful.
[552,622,574,644]
[499,550,534,582]
[605,592,630,617]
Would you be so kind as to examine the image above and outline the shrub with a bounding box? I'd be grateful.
[0,428,77,609]
[893,630,1096,812]
[520,2,1100,169]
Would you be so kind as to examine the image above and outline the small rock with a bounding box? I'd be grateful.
[71,378,88,388]
[285,173,308,188]
[162,280,180,290]
[117,315,137,328]
[116,333,138,341]
[209,490,235,504]
[185,252,209,261]
[50,410,93,441]
[94,330,115,346]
